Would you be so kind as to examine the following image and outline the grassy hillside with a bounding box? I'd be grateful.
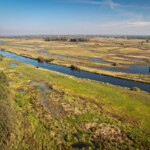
[0,70,16,149]
[0,56,150,149]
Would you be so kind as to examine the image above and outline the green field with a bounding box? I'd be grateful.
[0,47,150,150]
[0,37,150,83]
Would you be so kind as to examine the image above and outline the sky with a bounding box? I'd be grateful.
[0,0,150,36]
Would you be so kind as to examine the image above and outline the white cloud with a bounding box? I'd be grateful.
[128,22,150,27]
[72,21,150,35]
[99,21,150,28]
[1,21,150,36]
[68,0,119,9]
[104,0,119,9]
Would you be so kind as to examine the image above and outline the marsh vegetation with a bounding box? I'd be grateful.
[0,36,150,149]
[0,36,150,83]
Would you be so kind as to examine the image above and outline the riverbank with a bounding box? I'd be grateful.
[0,55,150,149]
[1,50,150,93]
[0,37,150,84]
[0,47,150,85]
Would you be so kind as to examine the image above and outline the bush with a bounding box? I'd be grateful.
[146,39,149,43]
[0,54,3,61]
[70,65,80,71]
[130,87,141,92]
[70,38,77,42]
[45,58,54,63]
[113,63,119,66]
[37,57,45,63]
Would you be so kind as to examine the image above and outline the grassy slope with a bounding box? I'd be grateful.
[0,60,16,149]
[0,56,150,149]
[16,63,150,131]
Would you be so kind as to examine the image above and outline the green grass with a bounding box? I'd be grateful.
[15,63,150,131]
[1,37,150,83]
[0,40,150,149]
[0,71,16,149]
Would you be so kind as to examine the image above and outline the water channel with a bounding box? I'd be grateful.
[0,49,150,93]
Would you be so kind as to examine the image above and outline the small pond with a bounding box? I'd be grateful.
[8,63,17,67]
[30,81,50,92]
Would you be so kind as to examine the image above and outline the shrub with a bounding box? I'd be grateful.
[0,54,3,61]
[130,87,141,92]
[113,63,119,66]
[45,58,54,63]
[70,38,78,42]
[37,57,45,63]
[70,65,80,71]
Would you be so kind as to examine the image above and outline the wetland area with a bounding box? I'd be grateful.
[0,36,150,150]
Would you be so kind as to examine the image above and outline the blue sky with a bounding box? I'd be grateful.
[0,0,150,35]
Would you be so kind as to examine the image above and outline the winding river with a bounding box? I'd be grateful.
[0,50,150,93]
[1,42,149,75]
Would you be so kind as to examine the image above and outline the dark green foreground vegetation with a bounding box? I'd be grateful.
[0,55,16,149]
[0,56,150,150]
[0,72,15,149]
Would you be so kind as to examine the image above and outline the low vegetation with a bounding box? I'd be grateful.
[113,62,119,66]
[37,57,45,63]
[0,56,149,149]
[0,54,3,61]
[0,37,150,149]
[45,58,55,63]
[70,65,80,71]
[0,37,150,83]
[131,87,141,92]
[0,72,16,149]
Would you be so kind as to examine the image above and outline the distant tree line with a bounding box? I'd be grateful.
[69,38,88,42]
[45,37,68,41]
[44,37,89,42]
